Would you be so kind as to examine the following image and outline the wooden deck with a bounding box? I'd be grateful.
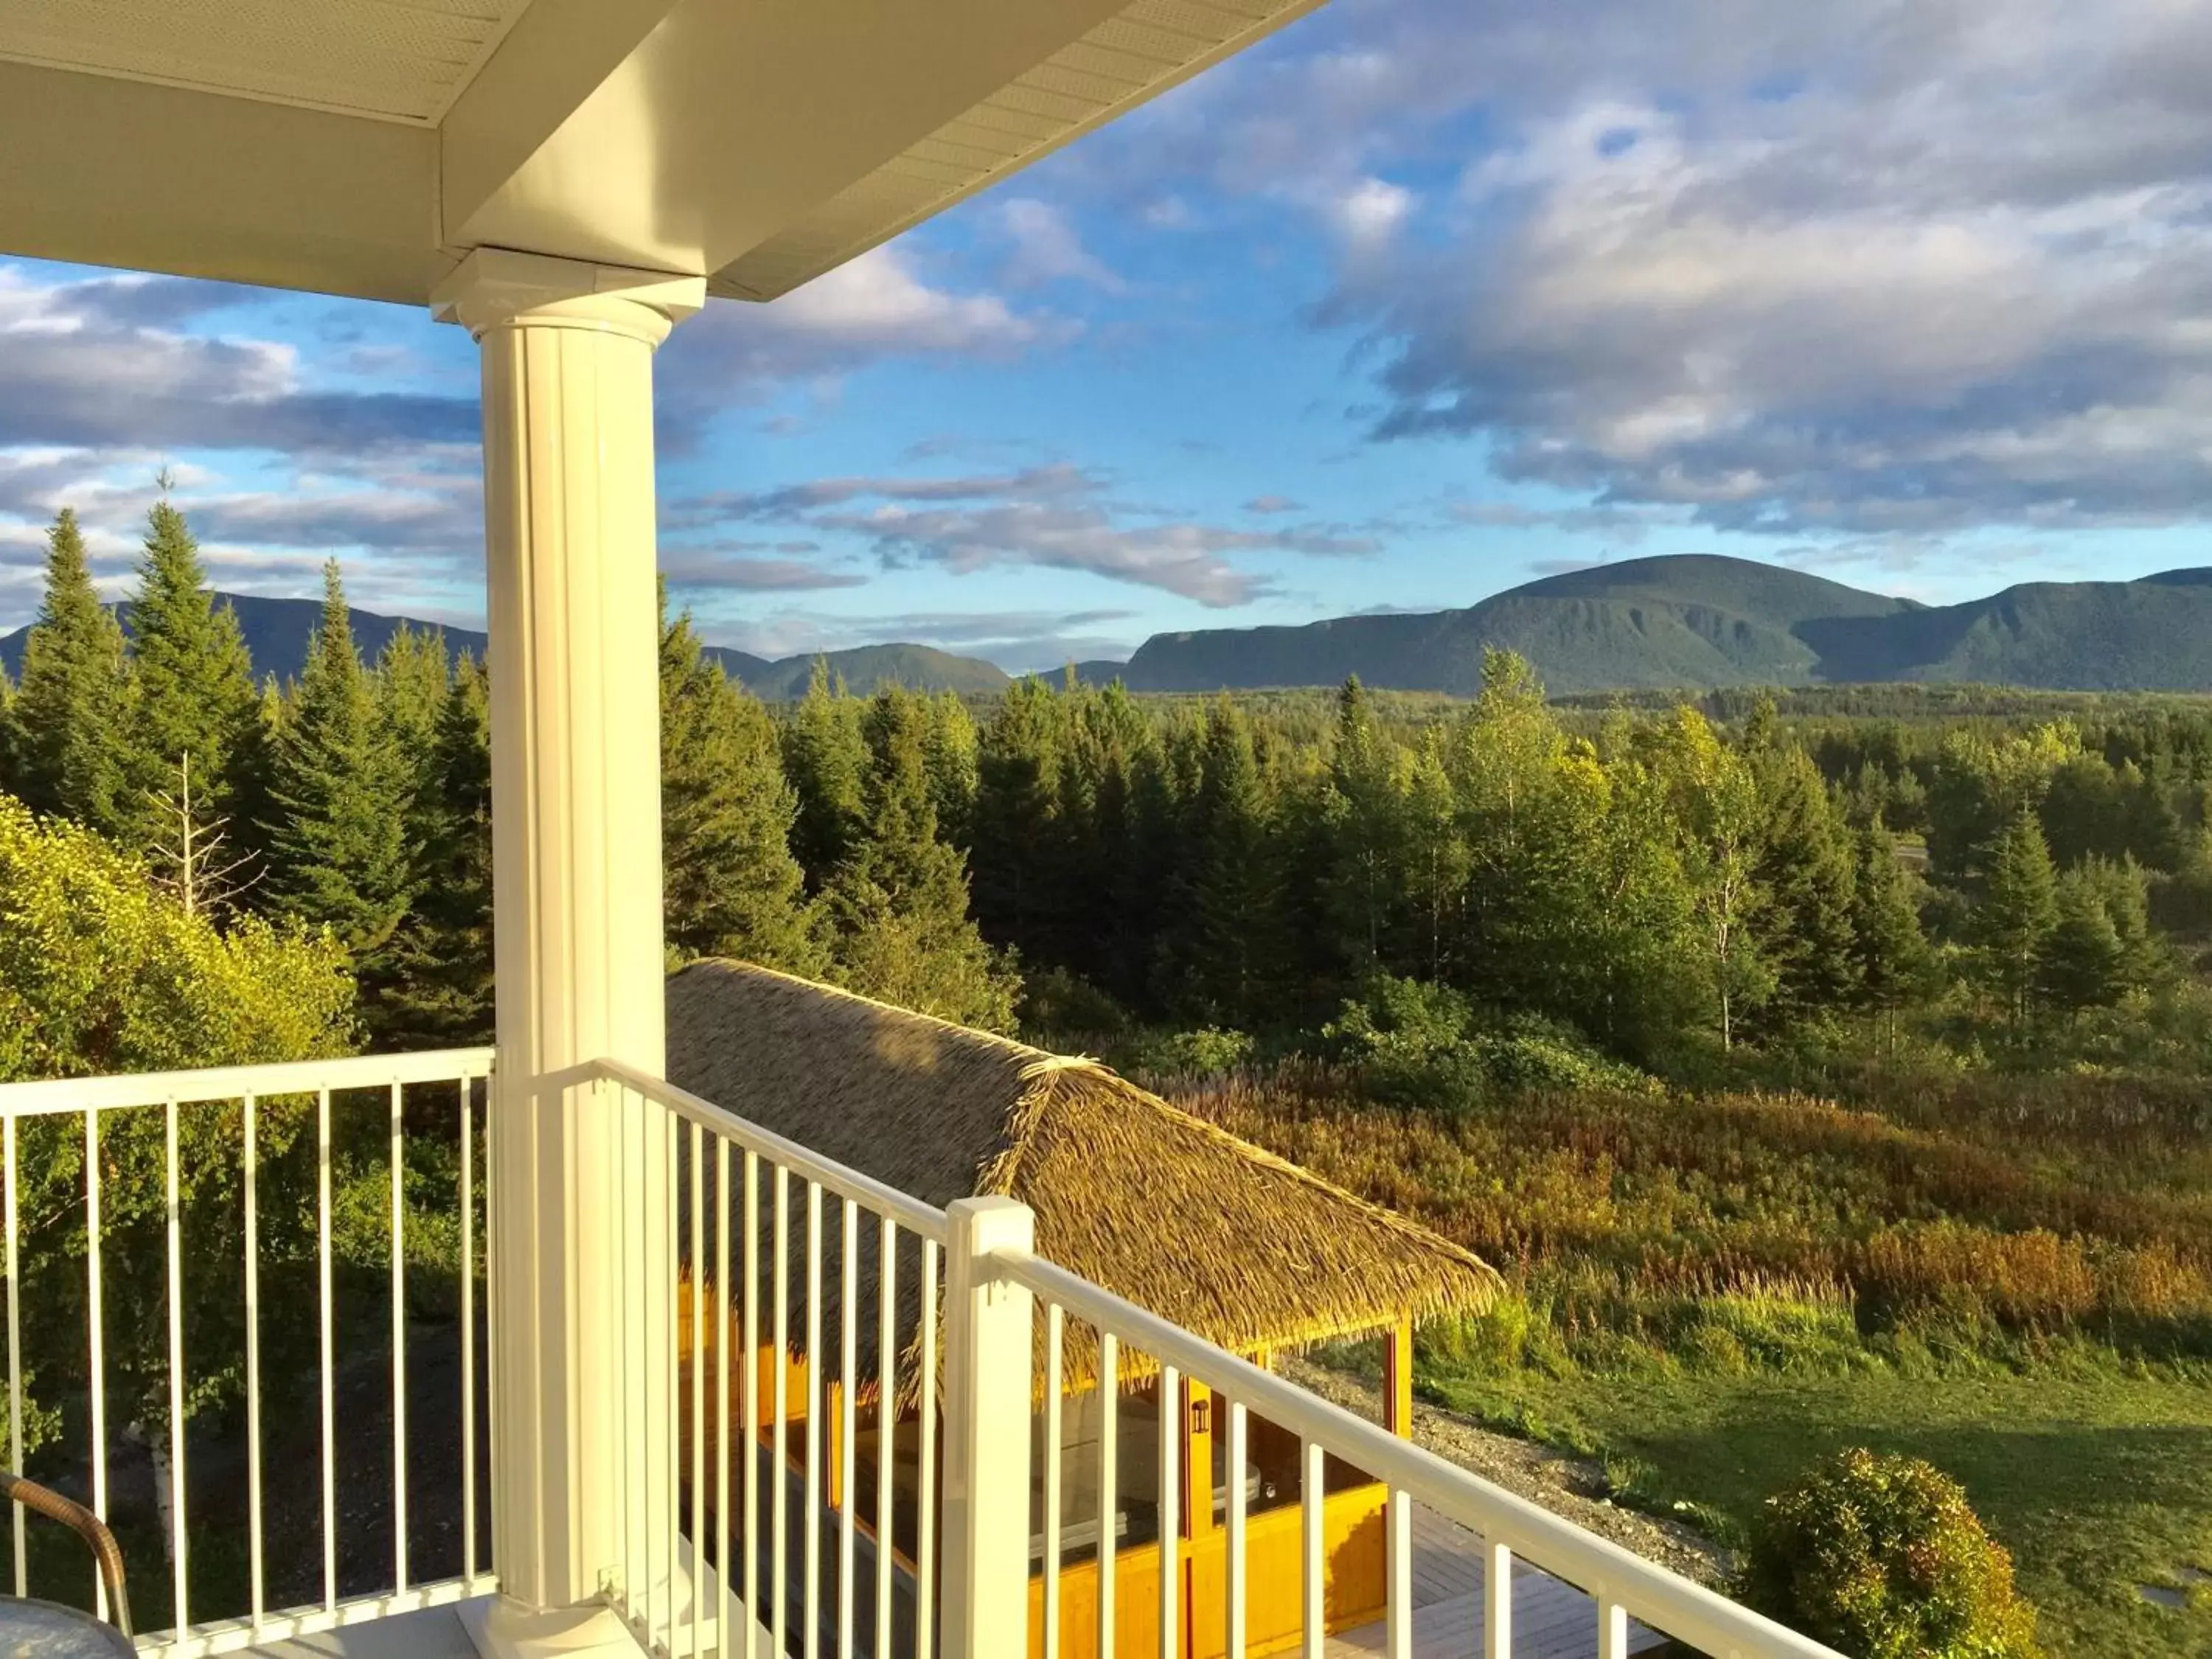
[1326,1507,1668,1659]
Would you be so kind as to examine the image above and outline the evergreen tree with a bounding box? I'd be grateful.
[1976,810,2059,1033]
[1848,825,1936,1050]
[2038,870,2126,1015]
[1324,677,1411,973]
[10,509,128,830]
[1400,732,1467,984]
[782,659,868,888]
[1750,747,1862,1025]
[920,690,980,850]
[823,687,1018,1030]
[264,563,415,991]
[1162,700,1280,1025]
[114,501,257,852]
[378,655,494,1046]
[660,601,821,971]
[971,676,1064,962]
[1060,681,1151,992]
[375,625,452,782]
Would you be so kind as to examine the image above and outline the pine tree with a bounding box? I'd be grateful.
[114,501,257,852]
[822,686,1017,1029]
[1324,677,1411,973]
[921,690,980,850]
[782,659,867,888]
[1848,825,1935,1051]
[1400,732,1468,984]
[1750,747,1862,1025]
[2038,870,2126,1015]
[264,563,415,987]
[661,601,821,971]
[1977,810,2059,1034]
[1163,700,1280,1026]
[10,509,128,830]
[378,655,495,1046]
[971,675,1064,961]
[375,625,452,784]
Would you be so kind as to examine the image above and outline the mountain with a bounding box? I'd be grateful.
[1078,557,2212,696]
[723,643,1009,700]
[0,594,1009,698]
[0,593,489,686]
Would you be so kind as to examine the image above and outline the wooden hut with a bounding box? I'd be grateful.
[667,959,1500,1658]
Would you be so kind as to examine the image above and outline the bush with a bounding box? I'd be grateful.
[1324,975,1655,1107]
[1127,1024,1256,1079]
[1742,1448,2041,1658]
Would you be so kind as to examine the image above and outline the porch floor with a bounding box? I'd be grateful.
[251,1601,482,1659]
[1326,1508,1669,1659]
[240,1514,1670,1659]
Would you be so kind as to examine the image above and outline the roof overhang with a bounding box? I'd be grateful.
[0,0,1323,307]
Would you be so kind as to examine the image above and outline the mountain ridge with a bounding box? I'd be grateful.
[0,594,1010,699]
[1082,557,2212,695]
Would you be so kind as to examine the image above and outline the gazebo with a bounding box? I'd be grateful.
[666,959,1501,1658]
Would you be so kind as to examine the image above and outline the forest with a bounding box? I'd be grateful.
[8,503,2212,1653]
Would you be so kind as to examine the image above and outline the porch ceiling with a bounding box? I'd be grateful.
[0,0,1323,307]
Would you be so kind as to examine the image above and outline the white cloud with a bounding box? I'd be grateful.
[678,466,1377,605]
[1000,199,1128,293]
[659,246,1068,434]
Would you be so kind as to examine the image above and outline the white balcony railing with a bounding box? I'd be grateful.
[577,1058,1843,1659]
[0,1049,495,1656]
[2,1051,1840,1659]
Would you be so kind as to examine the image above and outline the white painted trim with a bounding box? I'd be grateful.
[0,1051,493,1117]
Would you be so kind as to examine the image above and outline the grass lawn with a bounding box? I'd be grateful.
[1425,1367,2212,1658]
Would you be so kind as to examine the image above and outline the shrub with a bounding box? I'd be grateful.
[1742,1448,2041,1658]
[1324,975,1655,1106]
[1129,1024,1256,1079]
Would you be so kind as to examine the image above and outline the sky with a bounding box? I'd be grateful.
[3,0,2211,673]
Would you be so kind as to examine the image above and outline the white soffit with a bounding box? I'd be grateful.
[0,0,535,124]
[713,0,1324,300]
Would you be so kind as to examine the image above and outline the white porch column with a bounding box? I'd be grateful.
[434,248,703,1653]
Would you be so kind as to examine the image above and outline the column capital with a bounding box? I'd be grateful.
[431,247,705,345]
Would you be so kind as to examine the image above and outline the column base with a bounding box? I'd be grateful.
[459,1597,641,1659]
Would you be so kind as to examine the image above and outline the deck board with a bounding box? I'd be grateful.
[1326,1507,1667,1659]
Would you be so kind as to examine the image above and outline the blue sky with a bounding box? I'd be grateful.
[4,0,2211,672]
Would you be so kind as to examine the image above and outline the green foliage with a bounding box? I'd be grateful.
[1321,974,1656,1105]
[112,501,259,852]
[1742,1448,2042,1658]
[661,598,823,973]
[1851,827,1938,1026]
[782,658,869,885]
[262,563,414,981]
[1978,813,2059,1031]
[375,653,495,1046]
[9,510,128,831]
[821,686,1019,1031]
[0,793,354,1080]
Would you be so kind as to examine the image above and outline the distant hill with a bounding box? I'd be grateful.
[723,643,1009,700]
[1076,556,2212,696]
[0,593,1009,698]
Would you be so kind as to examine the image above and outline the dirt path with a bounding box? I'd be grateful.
[1281,1357,1731,1589]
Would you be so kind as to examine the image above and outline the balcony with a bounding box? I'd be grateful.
[0,1045,1839,1659]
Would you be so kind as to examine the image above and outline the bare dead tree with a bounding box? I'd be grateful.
[145,751,260,917]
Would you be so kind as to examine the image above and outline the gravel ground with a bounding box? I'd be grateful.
[1280,1356,1731,1588]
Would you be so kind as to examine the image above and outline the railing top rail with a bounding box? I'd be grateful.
[559,1057,953,1242]
[1002,1251,1845,1659]
[0,1048,496,1119]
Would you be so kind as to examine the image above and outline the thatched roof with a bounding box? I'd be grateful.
[667,960,1499,1397]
